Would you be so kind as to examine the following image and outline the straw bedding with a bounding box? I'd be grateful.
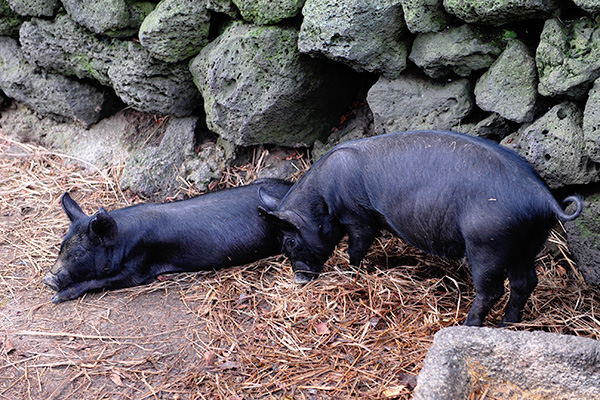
[1,132,598,400]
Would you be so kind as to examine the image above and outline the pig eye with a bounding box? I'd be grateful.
[285,238,297,251]
[73,250,86,260]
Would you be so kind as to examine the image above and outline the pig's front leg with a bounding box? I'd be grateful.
[346,224,377,267]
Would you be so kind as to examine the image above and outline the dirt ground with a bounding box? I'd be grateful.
[1,133,599,400]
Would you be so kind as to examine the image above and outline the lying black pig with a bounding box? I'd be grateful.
[259,130,582,326]
[44,179,292,303]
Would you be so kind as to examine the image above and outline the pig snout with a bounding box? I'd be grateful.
[43,272,61,291]
[43,261,70,292]
[293,261,319,285]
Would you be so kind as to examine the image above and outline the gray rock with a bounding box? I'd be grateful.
[1,101,141,166]
[206,0,239,18]
[454,113,514,140]
[400,0,449,34]
[108,42,201,117]
[20,15,199,117]
[121,116,226,198]
[0,0,22,36]
[298,0,409,78]
[573,0,600,13]
[537,17,600,100]
[190,22,361,147]
[139,0,211,63]
[443,0,561,26]
[501,102,600,188]
[583,78,600,163]
[474,40,537,123]
[565,192,600,287]
[0,37,112,127]
[255,147,303,181]
[231,0,304,25]
[62,0,155,38]
[409,24,504,79]
[20,15,127,87]
[312,102,373,161]
[414,326,600,400]
[7,0,59,17]
[367,74,473,134]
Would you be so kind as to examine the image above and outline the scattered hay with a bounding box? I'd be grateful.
[1,132,598,400]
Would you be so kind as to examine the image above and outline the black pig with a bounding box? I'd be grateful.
[44,179,292,303]
[259,131,582,326]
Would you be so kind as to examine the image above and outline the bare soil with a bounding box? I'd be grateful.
[1,133,599,400]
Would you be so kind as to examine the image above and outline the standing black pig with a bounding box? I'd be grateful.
[44,179,292,303]
[259,131,582,326]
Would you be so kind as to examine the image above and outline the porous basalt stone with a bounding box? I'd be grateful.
[565,192,600,288]
[583,78,600,163]
[231,0,304,25]
[475,40,538,123]
[107,42,201,117]
[400,0,449,34]
[20,15,126,87]
[61,0,155,38]
[7,0,59,17]
[501,102,600,188]
[0,37,113,127]
[409,24,505,79]
[190,22,362,147]
[443,0,561,26]
[367,74,473,134]
[537,17,600,100]
[139,0,211,63]
[298,0,409,78]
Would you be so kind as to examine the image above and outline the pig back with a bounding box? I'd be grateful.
[330,131,558,258]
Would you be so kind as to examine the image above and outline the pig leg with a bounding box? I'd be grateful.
[346,225,377,267]
[463,247,507,326]
[501,261,538,326]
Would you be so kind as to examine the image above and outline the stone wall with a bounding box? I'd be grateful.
[0,0,599,283]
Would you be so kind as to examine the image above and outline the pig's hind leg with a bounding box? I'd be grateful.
[463,243,508,326]
[501,255,539,326]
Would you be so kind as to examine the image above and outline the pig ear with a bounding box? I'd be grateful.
[61,192,87,222]
[89,208,118,246]
[259,209,303,231]
[257,186,283,211]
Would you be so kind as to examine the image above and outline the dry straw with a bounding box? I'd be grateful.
[1,132,598,400]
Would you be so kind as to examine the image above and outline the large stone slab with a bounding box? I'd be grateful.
[298,0,409,78]
[0,37,113,127]
[414,326,600,400]
[409,24,504,79]
[501,102,600,188]
[190,22,362,147]
[367,74,473,134]
[475,40,538,123]
[443,0,561,26]
[565,192,600,288]
[537,17,600,100]
[139,0,211,63]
